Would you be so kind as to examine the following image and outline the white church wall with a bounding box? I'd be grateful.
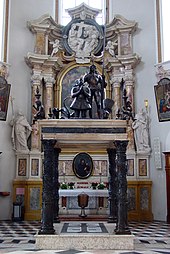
[0,0,55,220]
[0,0,168,221]
[111,0,167,221]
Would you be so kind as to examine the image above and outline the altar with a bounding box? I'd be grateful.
[59,189,108,217]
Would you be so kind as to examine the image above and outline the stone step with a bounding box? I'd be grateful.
[35,222,134,250]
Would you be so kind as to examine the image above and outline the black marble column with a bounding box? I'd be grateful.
[38,140,56,235]
[114,140,131,235]
[53,147,61,223]
[107,148,117,223]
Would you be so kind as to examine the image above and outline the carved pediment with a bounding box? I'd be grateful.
[27,14,56,31]
[106,15,137,40]
[65,3,101,20]
[107,15,137,31]
[27,14,62,40]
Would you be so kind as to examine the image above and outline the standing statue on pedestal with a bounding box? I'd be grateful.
[10,111,32,152]
[70,78,91,118]
[83,64,106,118]
[132,110,150,152]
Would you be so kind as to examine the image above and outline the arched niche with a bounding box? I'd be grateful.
[54,62,111,110]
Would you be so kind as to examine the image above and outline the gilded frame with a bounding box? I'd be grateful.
[154,77,170,122]
[18,158,27,177]
[127,159,134,176]
[30,158,40,177]
[73,152,93,179]
[138,159,147,177]
[0,76,11,121]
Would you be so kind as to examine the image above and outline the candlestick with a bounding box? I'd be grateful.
[144,99,148,111]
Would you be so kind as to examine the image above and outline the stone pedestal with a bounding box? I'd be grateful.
[36,234,134,250]
[35,222,134,250]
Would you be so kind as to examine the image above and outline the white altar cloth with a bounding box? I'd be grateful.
[59,189,108,197]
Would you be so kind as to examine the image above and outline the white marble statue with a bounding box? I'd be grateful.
[68,22,99,57]
[105,41,115,56]
[10,111,32,152]
[50,39,60,57]
[68,23,79,51]
[132,110,150,152]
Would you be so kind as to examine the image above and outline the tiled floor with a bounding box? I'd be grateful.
[0,220,170,253]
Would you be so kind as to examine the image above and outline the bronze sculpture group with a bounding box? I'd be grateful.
[68,64,111,119]
[43,64,113,120]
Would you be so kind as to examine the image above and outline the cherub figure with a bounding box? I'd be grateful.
[50,39,60,57]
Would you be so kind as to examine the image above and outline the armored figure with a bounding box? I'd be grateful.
[83,64,106,118]
[70,78,91,118]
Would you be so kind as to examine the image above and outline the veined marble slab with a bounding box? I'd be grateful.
[38,119,128,150]
[36,234,134,250]
[35,222,134,250]
[59,189,108,197]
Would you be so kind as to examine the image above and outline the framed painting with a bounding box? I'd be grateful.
[18,158,27,176]
[139,159,147,177]
[127,159,134,176]
[73,152,93,179]
[0,76,11,121]
[31,158,39,177]
[154,77,170,122]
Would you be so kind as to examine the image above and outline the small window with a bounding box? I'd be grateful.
[0,0,5,60]
[58,0,106,26]
[159,0,170,62]
[0,0,8,62]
